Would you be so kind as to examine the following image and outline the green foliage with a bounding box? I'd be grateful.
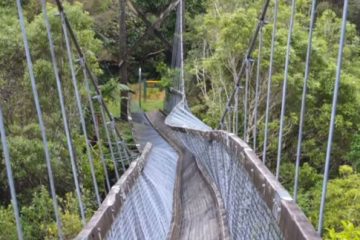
[2,0,360,237]
[328,221,360,240]
[347,133,360,170]
[156,62,178,90]
[0,1,102,125]
[339,165,353,177]
[0,205,17,240]
[0,187,86,239]
[21,186,56,239]
[279,162,322,195]
[187,0,360,168]
[185,0,360,234]
[141,97,164,112]
[60,210,83,239]
[0,1,110,237]
[296,165,360,236]
[101,78,131,101]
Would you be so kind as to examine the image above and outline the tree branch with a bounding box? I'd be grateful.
[118,0,180,68]
[126,0,172,49]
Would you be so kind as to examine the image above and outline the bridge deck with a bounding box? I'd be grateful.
[179,152,221,239]
[76,110,319,240]
[146,112,226,240]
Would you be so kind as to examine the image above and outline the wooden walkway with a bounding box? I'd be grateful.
[179,151,221,240]
[147,112,228,240]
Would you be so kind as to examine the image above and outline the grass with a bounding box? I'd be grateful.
[140,98,164,112]
[105,84,164,117]
[106,98,120,117]
[130,83,165,112]
[101,83,164,153]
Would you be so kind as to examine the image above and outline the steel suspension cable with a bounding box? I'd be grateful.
[262,0,280,164]
[109,121,127,172]
[253,23,264,150]
[179,0,186,101]
[16,0,64,236]
[228,108,232,132]
[94,96,120,180]
[219,0,271,128]
[138,68,142,109]
[318,0,348,234]
[60,12,101,206]
[54,0,131,160]
[275,0,296,180]
[244,58,251,141]
[80,58,111,191]
[40,0,86,225]
[234,86,240,135]
[0,107,23,239]
[293,0,317,201]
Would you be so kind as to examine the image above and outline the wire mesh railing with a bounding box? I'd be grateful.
[1,0,353,238]
[218,0,350,235]
[0,1,136,238]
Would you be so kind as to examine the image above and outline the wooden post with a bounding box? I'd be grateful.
[138,68,142,109]
[143,80,147,102]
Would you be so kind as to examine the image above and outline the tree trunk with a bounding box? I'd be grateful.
[119,0,128,120]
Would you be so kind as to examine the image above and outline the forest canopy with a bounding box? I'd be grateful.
[185,0,360,238]
[1,0,360,239]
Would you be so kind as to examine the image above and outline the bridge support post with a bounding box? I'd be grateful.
[138,68,142,108]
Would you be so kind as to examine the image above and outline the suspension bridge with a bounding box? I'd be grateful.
[1,0,352,239]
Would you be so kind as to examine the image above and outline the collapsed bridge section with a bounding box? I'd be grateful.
[76,109,320,240]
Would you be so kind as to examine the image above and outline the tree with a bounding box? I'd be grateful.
[0,1,107,236]
[328,221,360,240]
[0,186,87,239]
[184,0,360,236]
[299,166,360,234]
[119,0,129,120]
[186,0,360,170]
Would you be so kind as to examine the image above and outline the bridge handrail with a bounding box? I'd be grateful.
[166,124,320,239]
[75,143,152,240]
